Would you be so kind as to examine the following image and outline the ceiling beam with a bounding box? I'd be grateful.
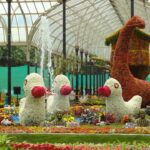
[109,0,124,25]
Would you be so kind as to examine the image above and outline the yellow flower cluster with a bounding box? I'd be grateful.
[63,116,74,122]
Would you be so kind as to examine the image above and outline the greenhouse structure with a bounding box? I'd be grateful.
[0,0,150,149]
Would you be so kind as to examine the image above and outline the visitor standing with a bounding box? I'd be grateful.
[4,93,9,107]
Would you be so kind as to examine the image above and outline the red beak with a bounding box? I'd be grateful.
[31,86,46,98]
[60,85,72,96]
[98,86,111,97]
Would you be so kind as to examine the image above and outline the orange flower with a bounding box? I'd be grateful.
[121,115,129,123]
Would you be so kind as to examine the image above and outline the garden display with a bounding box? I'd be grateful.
[19,73,46,126]
[98,78,142,121]
[110,16,150,107]
[47,74,72,114]
[0,63,149,149]
[1,0,150,147]
[0,17,150,149]
[9,142,150,150]
[0,134,150,150]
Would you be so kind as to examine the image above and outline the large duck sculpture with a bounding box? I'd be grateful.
[98,78,142,121]
[111,16,150,107]
[19,73,46,126]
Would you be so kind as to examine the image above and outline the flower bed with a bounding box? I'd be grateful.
[9,142,150,150]
[0,126,150,134]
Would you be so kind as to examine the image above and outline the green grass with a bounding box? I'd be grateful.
[5,134,150,144]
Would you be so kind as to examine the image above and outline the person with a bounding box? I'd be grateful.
[4,93,9,107]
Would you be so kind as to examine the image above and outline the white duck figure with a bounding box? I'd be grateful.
[47,74,72,114]
[19,73,46,126]
[98,78,142,121]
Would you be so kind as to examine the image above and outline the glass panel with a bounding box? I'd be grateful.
[11,3,18,11]
[25,15,32,26]
[51,2,58,6]
[0,4,6,14]
[2,3,8,12]
[18,28,26,41]
[14,7,22,14]
[43,2,51,10]
[0,28,5,41]
[31,14,39,23]
[12,16,18,26]
[12,28,19,41]
[34,2,44,13]
[20,3,29,13]
[0,1,59,44]
[16,15,25,27]
[26,3,37,13]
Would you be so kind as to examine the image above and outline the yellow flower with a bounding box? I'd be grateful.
[63,116,74,122]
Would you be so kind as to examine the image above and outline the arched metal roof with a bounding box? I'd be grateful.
[1,0,150,60]
[0,0,59,45]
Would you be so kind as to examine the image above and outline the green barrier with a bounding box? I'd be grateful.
[0,65,46,98]
[146,74,150,82]
[0,65,109,100]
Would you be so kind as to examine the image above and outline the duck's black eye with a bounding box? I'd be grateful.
[114,83,119,88]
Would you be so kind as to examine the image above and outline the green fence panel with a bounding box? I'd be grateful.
[146,74,150,82]
[0,66,8,93]
[30,66,36,73]
[11,65,27,97]
[0,65,110,100]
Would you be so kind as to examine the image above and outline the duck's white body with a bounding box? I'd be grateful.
[47,94,70,114]
[47,74,72,114]
[19,73,46,125]
[99,78,142,121]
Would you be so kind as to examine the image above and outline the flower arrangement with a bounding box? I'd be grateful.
[105,113,116,123]
[80,108,99,125]
[63,114,80,127]
[63,115,75,123]
[124,122,136,128]
[121,115,130,123]
[10,142,150,150]
[70,105,84,117]
[0,106,19,126]
[66,122,80,128]
[0,125,149,134]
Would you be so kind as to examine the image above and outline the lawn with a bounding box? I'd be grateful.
[6,134,150,144]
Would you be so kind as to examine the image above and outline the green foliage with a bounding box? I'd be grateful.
[90,54,108,68]
[0,47,9,66]
[0,134,12,149]
[54,57,67,75]
[29,46,38,66]
[0,46,26,66]
[84,99,105,106]
[11,46,26,66]
[54,55,77,76]
[0,46,38,66]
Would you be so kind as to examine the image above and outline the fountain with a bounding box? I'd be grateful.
[38,16,54,92]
